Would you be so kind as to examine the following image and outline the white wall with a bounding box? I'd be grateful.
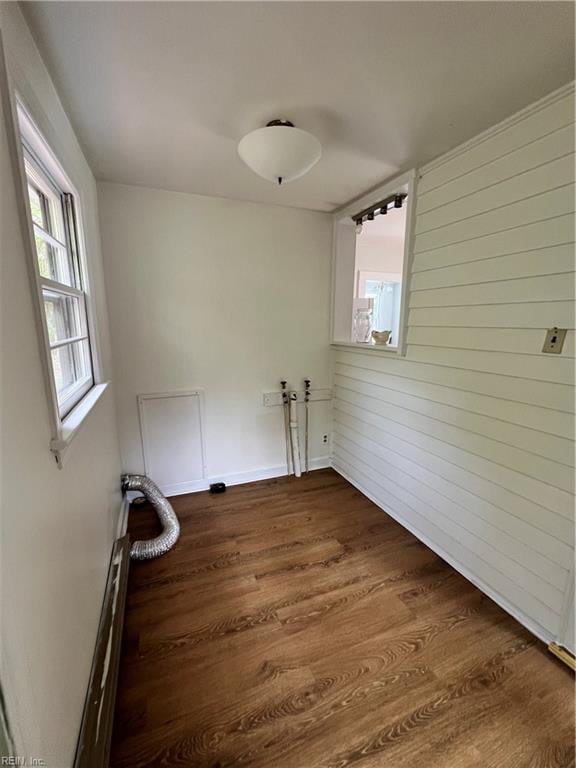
[355,209,406,277]
[332,83,575,647]
[355,236,404,276]
[98,182,333,486]
[0,5,122,765]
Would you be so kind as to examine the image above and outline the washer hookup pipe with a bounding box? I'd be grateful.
[281,379,292,475]
[304,378,311,474]
[289,391,302,477]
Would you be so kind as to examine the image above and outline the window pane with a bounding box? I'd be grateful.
[34,230,74,286]
[75,339,92,381]
[51,343,76,395]
[43,290,84,343]
[24,158,66,243]
[45,192,67,245]
[365,279,402,346]
[51,339,92,401]
[27,184,45,227]
[34,234,53,280]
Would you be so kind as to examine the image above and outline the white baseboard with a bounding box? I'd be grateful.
[331,460,553,647]
[158,479,208,496]
[160,457,331,498]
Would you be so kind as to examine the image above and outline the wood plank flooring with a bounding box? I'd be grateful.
[110,469,575,768]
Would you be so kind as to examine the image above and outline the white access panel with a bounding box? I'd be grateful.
[138,390,207,495]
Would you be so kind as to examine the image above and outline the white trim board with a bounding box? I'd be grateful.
[158,457,331,498]
[331,461,553,646]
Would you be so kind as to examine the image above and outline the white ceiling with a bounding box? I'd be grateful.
[23,2,574,212]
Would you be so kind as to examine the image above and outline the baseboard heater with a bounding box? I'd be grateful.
[74,534,130,768]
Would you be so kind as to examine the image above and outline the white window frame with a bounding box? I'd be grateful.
[7,91,108,466]
[23,148,95,414]
[330,169,417,356]
[356,270,402,298]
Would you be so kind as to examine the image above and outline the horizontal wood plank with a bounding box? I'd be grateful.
[333,398,574,520]
[417,123,574,214]
[411,244,575,288]
[333,373,574,466]
[406,327,576,358]
[335,350,575,412]
[335,360,574,438]
[410,272,574,308]
[406,344,574,386]
[408,302,575,331]
[333,409,574,546]
[414,185,574,253]
[417,153,574,234]
[334,386,574,492]
[412,215,574,272]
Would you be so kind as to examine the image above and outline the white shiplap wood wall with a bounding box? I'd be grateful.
[331,83,575,646]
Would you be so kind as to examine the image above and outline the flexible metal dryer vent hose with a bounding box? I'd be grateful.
[121,474,180,560]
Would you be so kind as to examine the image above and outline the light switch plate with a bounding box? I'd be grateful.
[542,327,567,354]
[263,391,282,407]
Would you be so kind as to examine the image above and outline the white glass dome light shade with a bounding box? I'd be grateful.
[238,120,322,185]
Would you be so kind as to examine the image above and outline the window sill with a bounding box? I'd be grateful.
[50,382,109,467]
[331,341,403,355]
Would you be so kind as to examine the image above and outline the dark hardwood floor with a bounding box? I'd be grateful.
[111,469,575,768]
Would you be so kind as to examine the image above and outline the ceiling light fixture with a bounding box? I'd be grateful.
[352,192,407,224]
[238,119,322,186]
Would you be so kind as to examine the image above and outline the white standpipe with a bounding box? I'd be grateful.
[289,392,302,477]
[281,380,292,475]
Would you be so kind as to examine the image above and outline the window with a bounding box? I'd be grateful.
[361,275,402,345]
[17,103,96,420]
[331,171,415,353]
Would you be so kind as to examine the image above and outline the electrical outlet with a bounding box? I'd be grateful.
[263,392,282,407]
[322,434,329,444]
[542,327,567,354]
